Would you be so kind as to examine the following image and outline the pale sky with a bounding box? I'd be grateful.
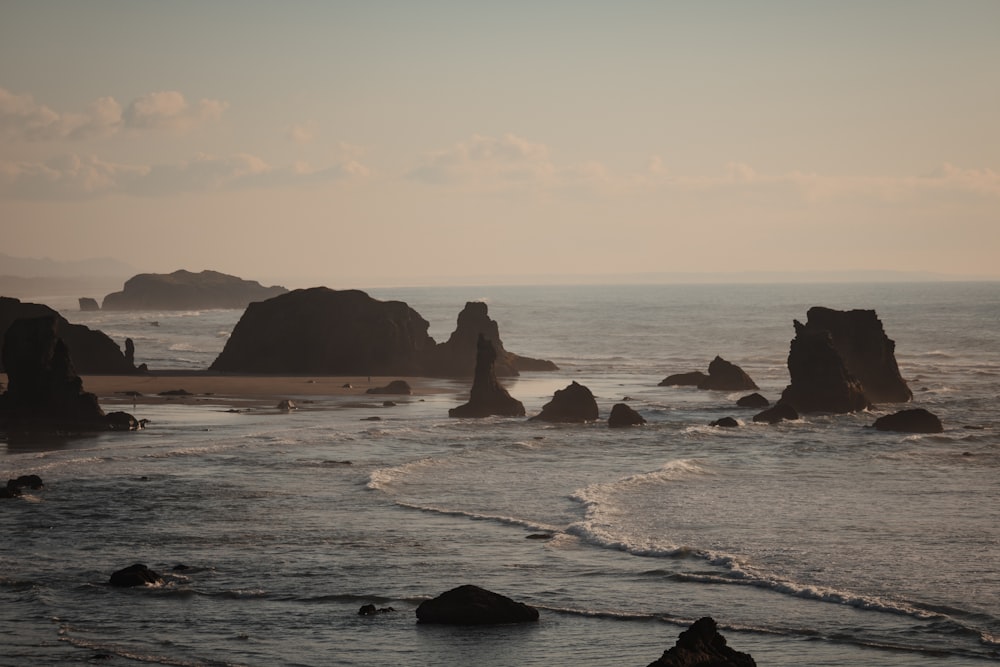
[2,1,998,287]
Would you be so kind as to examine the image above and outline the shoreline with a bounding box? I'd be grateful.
[2,372,462,409]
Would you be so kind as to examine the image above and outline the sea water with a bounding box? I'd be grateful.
[1,282,998,666]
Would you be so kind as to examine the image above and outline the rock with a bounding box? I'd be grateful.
[101,269,287,310]
[78,297,100,311]
[778,319,872,414]
[0,297,139,374]
[358,603,395,616]
[415,584,539,625]
[872,408,943,433]
[0,316,139,433]
[801,306,911,403]
[753,403,799,424]
[736,392,769,408]
[449,334,526,418]
[711,417,739,428]
[2,474,44,498]
[106,411,143,431]
[277,399,296,411]
[158,389,192,396]
[608,402,646,427]
[530,381,599,423]
[647,616,756,667]
[367,380,412,395]
[659,371,708,387]
[425,301,557,377]
[698,356,759,391]
[210,288,436,375]
[108,563,163,588]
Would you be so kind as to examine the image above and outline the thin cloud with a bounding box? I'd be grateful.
[0,152,369,200]
[0,86,227,141]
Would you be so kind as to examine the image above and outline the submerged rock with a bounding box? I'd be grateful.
[109,563,163,587]
[711,417,739,428]
[646,616,756,667]
[736,392,769,409]
[753,403,799,424]
[367,380,412,395]
[872,408,943,433]
[659,371,708,387]
[449,334,525,418]
[530,381,599,423]
[415,584,539,625]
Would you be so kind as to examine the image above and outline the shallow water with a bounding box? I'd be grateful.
[3,282,998,665]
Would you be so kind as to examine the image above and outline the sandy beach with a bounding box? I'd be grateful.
[2,373,460,409]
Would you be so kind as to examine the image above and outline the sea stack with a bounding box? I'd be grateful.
[449,334,525,417]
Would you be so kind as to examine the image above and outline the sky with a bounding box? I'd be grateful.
[1,1,998,287]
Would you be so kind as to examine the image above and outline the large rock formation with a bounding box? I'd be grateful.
[424,301,557,377]
[659,357,757,391]
[647,616,756,667]
[0,316,140,433]
[101,269,287,310]
[415,584,539,625]
[778,318,872,414]
[449,334,525,418]
[209,289,557,377]
[530,381,599,423]
[0,297,138,374]
[802,307,911,403]
[210,288,437,375]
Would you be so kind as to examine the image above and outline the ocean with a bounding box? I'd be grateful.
[1,282,998,666]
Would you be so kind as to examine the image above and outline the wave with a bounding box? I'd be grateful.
[366,457,442,491]
[392,500,561,534]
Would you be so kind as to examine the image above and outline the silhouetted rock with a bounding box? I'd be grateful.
[78,297,100,311]
[608,402,646,427]
[101,269,287,310]
[109,563,163,588]
[211,288,436,375]
[646,616,756,667]
[698,356,759,391]
[778,319,872,414]
[753,403,799,424]
[736,392,769,409]
[0,316,140,433]
[415,584,539,625]
[2,474,44,498]
[277,399,296,411]
[358,603,395,616]
[803,306,911,403]
[367,380,412,395]
[0,297,138,374]
[659,371,708,387]
[872,408,943,433]
[106,411,144,431]
[426,301,557,377]
[449,334,525,418]
[530,381,599,423]
[711,417,739,428]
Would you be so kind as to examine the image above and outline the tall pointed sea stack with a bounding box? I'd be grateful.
[449,334,525,418]
[778,319,871,413]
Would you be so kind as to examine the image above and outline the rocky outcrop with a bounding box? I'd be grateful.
[778,318,872,414]
[449,335,525,418]
[647,616,756,667]
[0,316,140,433]
[366,380,413,395]
[78,297,100,311]
[659,357,757,391]
[211,288,436,375]
[699,356,759,391]
[872,408,943,433]
[608,402,646,427]
[210,289,557,377]
[803,307,911,403]
[2,474,44,498]
[659,371,708,387]
[753,403,799,424]
[109,563,163,587]
[736,393,769,408]
[415,584,539,625]
[0,297,138,374]
[102,269,287,310]
[711,417,739,428]
[530,381,599,423]
[426,301,557,377]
